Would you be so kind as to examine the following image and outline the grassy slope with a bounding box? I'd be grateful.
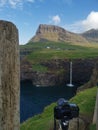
[20,42,98,72]
[21,42,98,62]
[20,87,97,130]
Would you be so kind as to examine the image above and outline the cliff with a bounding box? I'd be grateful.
[29,24,89,45]
[20,58,97,87]
[78,60,98,91]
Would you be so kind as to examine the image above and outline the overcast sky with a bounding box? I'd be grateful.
[0,0,98,44]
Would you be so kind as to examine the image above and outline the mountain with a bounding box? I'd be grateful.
[81,29,98,43]
[29,24,89,45]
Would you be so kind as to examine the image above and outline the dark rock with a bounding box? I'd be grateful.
[77,59,98,91]
[20,58,97,87]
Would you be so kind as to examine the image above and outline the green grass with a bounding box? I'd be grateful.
[20,41,98,72]
[20,41,98,51]
[27,49,98,62]
[20,103,56,130]
[32,64,48,72]
[70,87,97,117]
[90,124,96,130]
[22,42,98,62]
[20,87,97,130]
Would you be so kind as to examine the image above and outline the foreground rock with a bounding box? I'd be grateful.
[0,20,20,130]
[54,117,90,130]
[68,117,88,130]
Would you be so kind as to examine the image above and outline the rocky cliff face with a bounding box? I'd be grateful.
[29,24,89,45]
[78,60,98,91]
[21,58,97,87]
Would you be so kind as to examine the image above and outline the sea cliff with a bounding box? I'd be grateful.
[20,58,97,87]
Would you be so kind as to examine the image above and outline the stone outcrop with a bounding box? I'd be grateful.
[29,24,89,45]
[0,20,20,130]
[21,58,97,87]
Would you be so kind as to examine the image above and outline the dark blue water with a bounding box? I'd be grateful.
[20,81,77,122]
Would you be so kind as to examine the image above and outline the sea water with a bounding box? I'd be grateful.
[20,81,77,122]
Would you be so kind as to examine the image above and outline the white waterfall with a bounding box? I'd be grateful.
[67,61,74,87]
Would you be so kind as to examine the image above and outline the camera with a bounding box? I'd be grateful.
[54,98,79,120]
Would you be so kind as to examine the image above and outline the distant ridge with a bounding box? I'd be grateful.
[29,24,89,45]
[81,29,98,43]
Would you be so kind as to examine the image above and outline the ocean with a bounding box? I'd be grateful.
[20,81,77,122]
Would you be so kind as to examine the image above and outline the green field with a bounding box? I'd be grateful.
[20,87,97,130]
[20,42,98,61]
[20,42,98,72]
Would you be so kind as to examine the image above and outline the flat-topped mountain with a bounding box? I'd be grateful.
[29,24,89,45]
[81,29,98,43]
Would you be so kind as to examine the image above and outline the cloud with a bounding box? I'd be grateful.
[82,11,98,30]
[64,11,98,33]
[0,0,23,8]
[51,15,61,25]
[9,0,23,8]
[0,0,42,9]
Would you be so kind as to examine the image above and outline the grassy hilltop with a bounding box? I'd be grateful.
[20,41,98,72]
[21,42,98,60]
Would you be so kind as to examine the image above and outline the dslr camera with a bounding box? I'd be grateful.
[54,98,79,120]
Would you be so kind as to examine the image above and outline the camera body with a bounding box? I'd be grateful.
[54,99,79,120]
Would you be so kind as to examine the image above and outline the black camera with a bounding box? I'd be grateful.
[54,98,79,120]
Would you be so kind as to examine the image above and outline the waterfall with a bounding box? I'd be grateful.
[67,61,74,87]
